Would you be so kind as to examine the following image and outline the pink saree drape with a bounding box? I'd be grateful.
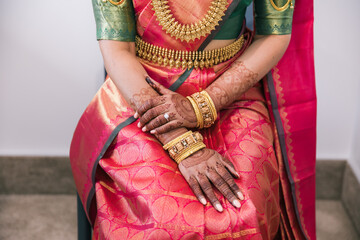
[70,0,316,239]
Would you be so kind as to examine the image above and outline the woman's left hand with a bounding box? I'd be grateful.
[134,77,198,134]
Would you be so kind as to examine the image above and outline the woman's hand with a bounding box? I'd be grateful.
[178,148,244,212]
[134,77,198,134]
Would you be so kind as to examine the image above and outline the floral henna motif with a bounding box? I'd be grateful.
[172,94,197,127]
[129,87,157,110]
[181,149,216,168]
[207,61,259,109]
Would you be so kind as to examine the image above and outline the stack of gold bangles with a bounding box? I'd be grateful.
[187,90,218,128]
[163,131,206,164]
[163,91,217,163]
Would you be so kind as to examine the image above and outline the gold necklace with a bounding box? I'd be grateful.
[269,0,294,11]
[151,0,228,42]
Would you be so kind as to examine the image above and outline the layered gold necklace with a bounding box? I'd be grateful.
[151,0,228,42]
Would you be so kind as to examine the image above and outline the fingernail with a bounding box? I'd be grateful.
[199,197,207,205]
[137,122,141,128]
[235,172,240,178]
[134,112,139,118]
[233,199,241,208]
[142,127,146,132]
[150,130,156,134]
[237,192,244,200]
[215,203,223,212]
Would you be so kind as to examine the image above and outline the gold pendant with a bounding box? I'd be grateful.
[151,0,228,42]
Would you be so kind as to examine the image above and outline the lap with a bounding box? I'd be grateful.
[92,98,280,239]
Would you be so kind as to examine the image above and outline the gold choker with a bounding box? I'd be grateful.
[135,35,245,70]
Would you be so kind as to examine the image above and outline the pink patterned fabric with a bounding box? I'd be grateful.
[92,81,281,239]
[69,0,316,239]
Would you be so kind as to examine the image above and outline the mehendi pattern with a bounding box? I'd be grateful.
[207,61,259,110]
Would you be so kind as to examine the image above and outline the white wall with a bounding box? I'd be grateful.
[0,0,104,155]
[314,0,360,180]
[0,1,359,179]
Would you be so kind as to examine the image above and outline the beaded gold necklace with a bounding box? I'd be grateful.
[151,0,228,42]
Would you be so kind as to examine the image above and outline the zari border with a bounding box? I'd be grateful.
[266,70,309,240]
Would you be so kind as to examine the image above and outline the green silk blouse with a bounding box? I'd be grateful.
[92,0,294,41]
[92,0,136,41]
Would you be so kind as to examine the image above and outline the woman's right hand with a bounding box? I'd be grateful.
[178,148,244,212]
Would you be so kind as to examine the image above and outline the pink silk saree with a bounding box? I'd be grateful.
[70,0,316,239]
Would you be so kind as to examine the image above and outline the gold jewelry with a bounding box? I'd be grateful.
[186,96,204,128]
[163,131,205,163]
[163,131,193,150]
[269,0,293,11]
[135,35,245,69]
[191,92,217,128]
[201,90,217,121]
[151,0,228,42]
[174,141,206,164]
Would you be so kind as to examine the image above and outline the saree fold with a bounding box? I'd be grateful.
[70,0,316,239]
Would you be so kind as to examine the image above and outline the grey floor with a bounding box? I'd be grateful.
[0,195,358,240]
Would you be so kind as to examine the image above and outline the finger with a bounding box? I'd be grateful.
[188,177,207,205]
[207,167,241,209]
[139,106,165,128]
[216,163,244,201]
[196,174,223,212]
[221,156,240,179]
[146,76,173,95]
[144,114,168,132]
[150,121,181,134]
[137,97,165,117]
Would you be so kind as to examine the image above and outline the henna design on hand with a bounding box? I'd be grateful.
[129,87,157,110]
[181,149,216,168]
[177,148,243,211]
[207,61,259,110]
[172,94,197,126]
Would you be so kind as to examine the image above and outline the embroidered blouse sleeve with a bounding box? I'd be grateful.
[254,0,295,35]
[92,0,136,41]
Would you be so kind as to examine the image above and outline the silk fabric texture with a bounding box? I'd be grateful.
[69,0,316,239]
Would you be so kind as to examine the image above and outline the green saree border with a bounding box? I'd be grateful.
[266,72,308,239]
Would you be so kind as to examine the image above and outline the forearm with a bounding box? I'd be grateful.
[206,34,291,111]
[99,40,188,144]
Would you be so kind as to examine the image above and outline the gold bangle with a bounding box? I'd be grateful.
[186,96,203,128]
[174,142,206,164]
[191,92,216,128]
[164,131,204,162]
[163,131,193,150]
[201,90,218,121]
[168,132,203,159]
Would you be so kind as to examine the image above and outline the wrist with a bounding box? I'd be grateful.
[162,130,206,164]
[188,91,218,128]
[205,89,222,112]
[155,127,188,145]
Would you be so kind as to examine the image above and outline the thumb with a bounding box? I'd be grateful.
[145,76,172,95]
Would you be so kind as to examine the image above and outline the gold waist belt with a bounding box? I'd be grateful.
[135,35,245,70]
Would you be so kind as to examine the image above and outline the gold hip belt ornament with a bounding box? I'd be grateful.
[135,35,245,70]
